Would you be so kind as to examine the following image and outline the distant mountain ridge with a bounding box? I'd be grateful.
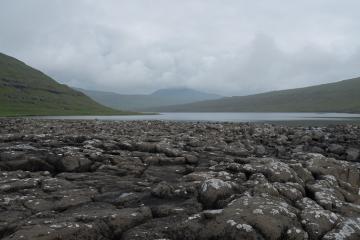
[151,87,221,98]
[76,87,222,111]
[144,77,360,113]
[0,52,126,116]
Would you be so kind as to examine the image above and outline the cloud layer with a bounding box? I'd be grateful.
[1,0,360,95]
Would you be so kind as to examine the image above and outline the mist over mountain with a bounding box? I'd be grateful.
[76,87,222,111]
[2,1,360,96]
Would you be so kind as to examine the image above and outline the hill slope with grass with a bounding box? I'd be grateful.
[0,53,128,116]
[146,77,360,113]
[76,87,222,111]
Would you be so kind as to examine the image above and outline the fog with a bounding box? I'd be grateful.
[1,0,359,96]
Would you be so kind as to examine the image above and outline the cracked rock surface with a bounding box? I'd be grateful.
[0,119,360,240]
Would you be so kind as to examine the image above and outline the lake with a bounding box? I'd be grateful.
[34,112,360,124]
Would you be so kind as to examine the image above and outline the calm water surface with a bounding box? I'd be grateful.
[35,112,360,123]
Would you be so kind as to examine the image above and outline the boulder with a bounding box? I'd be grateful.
[328,144,345,155]
[2,223,102,240]
[199,178,232,208]
[346,148,360,162]
[323,217,360,240]
[184,154,199,164]
[254,145,266,156]
[0,158,55,172]
[213,195,301,240]
[241,158,298,183]
[56,156,93,172]
[300,209,340,239]
[306,178,345,210]
[305,154,360,188]
[151,181,174,199]
[93,191,141,207]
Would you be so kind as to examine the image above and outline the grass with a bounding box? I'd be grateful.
[0,52,135,117]
[149,77,360,113]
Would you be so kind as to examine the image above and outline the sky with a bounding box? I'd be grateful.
[1,0,360,96]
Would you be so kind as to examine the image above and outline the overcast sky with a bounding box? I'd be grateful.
[1,0,360,96]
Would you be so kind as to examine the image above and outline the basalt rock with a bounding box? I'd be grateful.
[199,178,233,208]
[0,119,360,239]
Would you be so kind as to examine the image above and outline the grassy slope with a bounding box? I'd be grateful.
[0,53,131,116]
[147,77,360,113]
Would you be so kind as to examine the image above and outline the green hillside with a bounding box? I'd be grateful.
[146,77,360,113]
[0,53,130,116]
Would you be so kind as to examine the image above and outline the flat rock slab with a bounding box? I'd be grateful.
[0,119,360,239]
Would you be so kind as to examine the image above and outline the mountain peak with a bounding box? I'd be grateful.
[77,87,222,111]
[151,87,221,98]
[146,76,360,113]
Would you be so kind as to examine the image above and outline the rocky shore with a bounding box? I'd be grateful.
[0,119,360,240]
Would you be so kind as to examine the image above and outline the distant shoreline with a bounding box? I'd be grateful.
[16,112,360,127]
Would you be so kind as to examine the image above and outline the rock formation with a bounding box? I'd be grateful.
[0,119,359,239]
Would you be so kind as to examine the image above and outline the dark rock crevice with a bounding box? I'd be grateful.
[0,119,360,239]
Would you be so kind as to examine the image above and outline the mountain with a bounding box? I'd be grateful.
[151,87,221,99]
[145,77,360,113]
[0,52,127,116]
[76,87,222,111]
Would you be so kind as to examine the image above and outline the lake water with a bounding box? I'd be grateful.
[35,112,360,124]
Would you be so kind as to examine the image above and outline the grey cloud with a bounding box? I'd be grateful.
[0,0,359,96]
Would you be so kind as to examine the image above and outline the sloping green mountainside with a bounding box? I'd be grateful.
[147,77,360,113]
[0,53,127,116]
